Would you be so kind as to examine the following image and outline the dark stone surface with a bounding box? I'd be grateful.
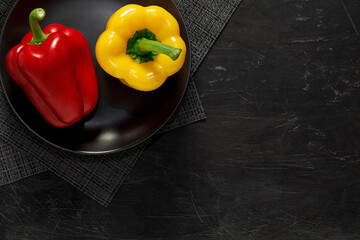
[2,0,360,239]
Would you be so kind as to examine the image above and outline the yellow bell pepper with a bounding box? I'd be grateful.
[95,4,187,91]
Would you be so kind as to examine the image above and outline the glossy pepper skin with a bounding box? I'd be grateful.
[6,8,98,128]
[96,4,186,92]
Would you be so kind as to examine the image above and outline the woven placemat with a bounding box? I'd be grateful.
[0,0,241,206]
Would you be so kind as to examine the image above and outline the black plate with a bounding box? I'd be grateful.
[0,0,190,154]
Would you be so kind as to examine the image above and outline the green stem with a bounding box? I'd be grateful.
[134,38,182,61]
[28,8,50,45]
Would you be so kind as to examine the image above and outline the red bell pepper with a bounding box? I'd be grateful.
[5,8,98,128]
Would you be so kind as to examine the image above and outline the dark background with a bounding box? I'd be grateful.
[2,0,360,239]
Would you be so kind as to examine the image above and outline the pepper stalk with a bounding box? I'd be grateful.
[126,28,182,63]
[28,8,51,45]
